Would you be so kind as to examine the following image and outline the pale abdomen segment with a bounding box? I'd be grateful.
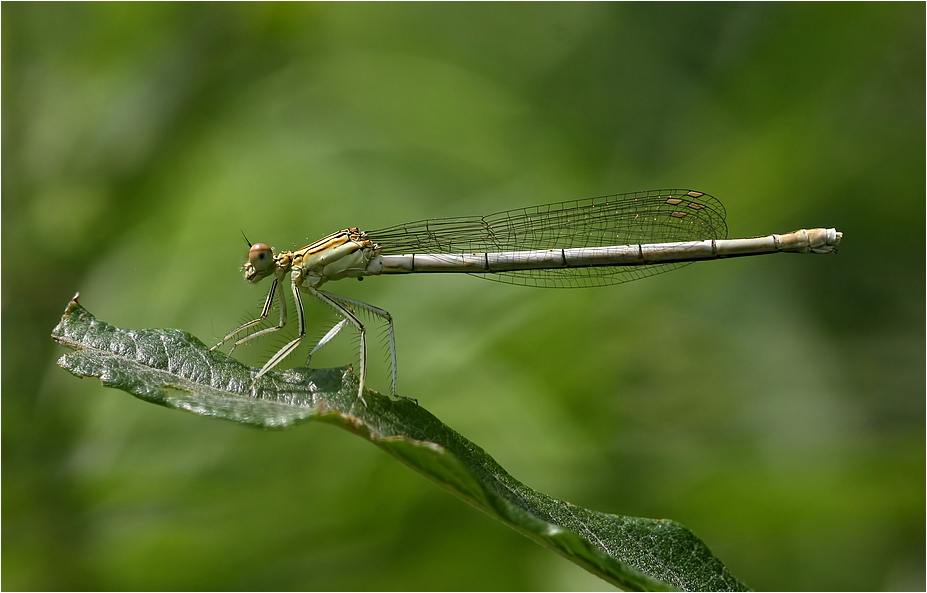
[365,228,841,284]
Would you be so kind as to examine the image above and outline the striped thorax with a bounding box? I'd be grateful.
[246,229,380,289]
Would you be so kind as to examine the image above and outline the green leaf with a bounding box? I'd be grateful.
[51,294,748,592]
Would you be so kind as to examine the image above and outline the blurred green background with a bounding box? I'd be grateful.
[3,3,924,591]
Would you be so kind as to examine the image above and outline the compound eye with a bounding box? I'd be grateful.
[248,243,274,271]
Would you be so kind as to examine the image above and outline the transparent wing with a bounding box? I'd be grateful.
[367,189,728,288]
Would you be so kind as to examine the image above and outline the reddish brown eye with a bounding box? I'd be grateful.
[248,243,273,271]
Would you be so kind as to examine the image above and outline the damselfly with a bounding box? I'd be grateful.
[212,189,842,405]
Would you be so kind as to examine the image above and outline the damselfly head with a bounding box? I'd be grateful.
[249,243,274,271]
[243,242,275,282]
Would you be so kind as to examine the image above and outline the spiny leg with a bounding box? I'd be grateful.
[320,290,414,403]
[306,319,350,365]
[210,278,286,353]
[250,280,305,395]
[232,282,289,352]
[310,288,369,406]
